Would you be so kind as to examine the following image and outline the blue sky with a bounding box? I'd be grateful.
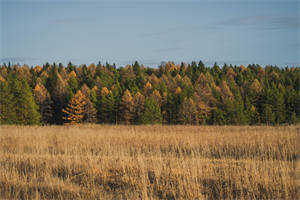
[0,0,299,67]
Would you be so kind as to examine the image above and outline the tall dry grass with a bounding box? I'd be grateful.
[0,125,299,199]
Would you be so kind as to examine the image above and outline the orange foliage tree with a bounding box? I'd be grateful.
[62,90,87,125]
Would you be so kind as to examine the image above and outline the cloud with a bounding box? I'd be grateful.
[223,15,299,30]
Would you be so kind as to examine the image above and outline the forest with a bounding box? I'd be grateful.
[0,61,299,125]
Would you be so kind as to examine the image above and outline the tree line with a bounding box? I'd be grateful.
[0,61,299,125]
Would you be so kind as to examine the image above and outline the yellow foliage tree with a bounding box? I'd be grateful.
[62,90,87,125]
[175,87,182,95]
[143,81,152,96]
[100,87,110,96]
[69,70,77,78]
[120,89,135,124]
[92,86,98,92]
[220,80,233,101]
[151,89,162,106]
[250,79,262,93]
[34,65,42,73]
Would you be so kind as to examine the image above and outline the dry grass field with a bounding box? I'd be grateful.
[0,125,299,199]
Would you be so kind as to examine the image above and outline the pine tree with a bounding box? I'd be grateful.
[80,85,97,123]
[8,74,40,125]
[140,97,162,124]
[273,88,286,124]
[244,96,259,125]
[68,72,79,94]
[210,108,225,125]
[33,82,53,124]
[52,73,72,124]
[96,87,115,123]
[0,81,16,124]
[133,92,145,124]
[83,99,97,123]
[62,90,87,125]
[45,65,58,95]
[223,85,247,125]
[261,104,275,125]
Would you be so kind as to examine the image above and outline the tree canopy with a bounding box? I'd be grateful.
[0,61,299,125]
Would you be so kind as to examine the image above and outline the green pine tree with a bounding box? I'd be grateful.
[140,97,162,124]
[0,81,16,124]
[210,108,225,125]
[261,104,275,125]
[8,74,40,124]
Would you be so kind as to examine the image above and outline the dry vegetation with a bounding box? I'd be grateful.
[0,125,299,199]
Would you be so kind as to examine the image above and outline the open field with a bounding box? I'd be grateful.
[0,125,299,199]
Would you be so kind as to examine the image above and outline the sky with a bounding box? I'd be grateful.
[0,0,299,68]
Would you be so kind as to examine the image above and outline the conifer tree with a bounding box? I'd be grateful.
[83,99,97,123]
[112,82,122,124]
[133,92,145,123]
[96,87,115,123]
[0,81,16,124]
[151,89,162,106]
[143,81,152,96]
[62,90,87,125]
[33,82,53,124]
[120,89,134,124]
[8,74,40,124]
[210,108,225,125]
[68,72,79,94]
[193,73,217,124]
[179,98,198,125]
[273,88,286,124]
[52,73,72,124]
[45,65,58,95]
[80,85,97,123]
[261,104,275,125]
[0,61,299,125]
[140,97,162,124]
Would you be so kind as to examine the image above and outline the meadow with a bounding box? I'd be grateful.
[0,125,299,199]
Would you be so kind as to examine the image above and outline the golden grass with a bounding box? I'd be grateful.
[0,125,299,199]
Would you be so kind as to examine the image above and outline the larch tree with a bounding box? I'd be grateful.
[248,79,262,104]
[179,97,198,125]
[81,84,91,97]
[62,90,87,125]
[220,80,233,102]
[151,89,162,106]
[193,73,217,124]
[120,89,135,124]
[143,81,152,96]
